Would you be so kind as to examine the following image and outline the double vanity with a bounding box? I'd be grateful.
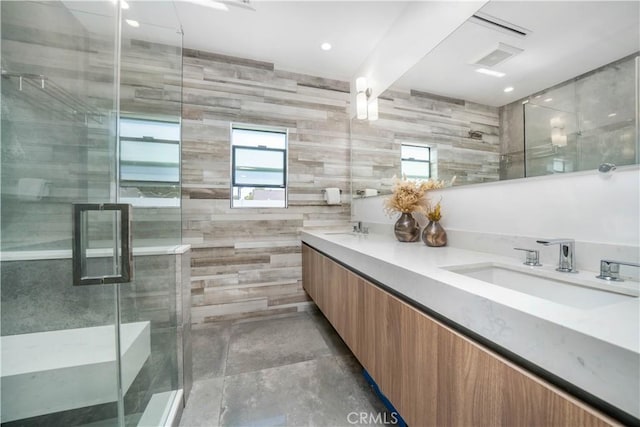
[301,229,639,426]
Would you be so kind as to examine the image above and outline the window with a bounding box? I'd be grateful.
[401,144,431,180]
[119,118,180,207]
[231,125,287,208]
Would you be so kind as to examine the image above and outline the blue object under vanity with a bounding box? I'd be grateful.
[362,369,408,427]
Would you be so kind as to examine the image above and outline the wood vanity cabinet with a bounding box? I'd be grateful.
[302,244,618,427]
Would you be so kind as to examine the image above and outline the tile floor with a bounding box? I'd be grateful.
[178,310,393,427]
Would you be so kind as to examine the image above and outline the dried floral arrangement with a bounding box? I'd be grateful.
[426,201,442,222]
[383,176,450,216]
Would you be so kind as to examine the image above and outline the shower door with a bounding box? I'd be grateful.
[1,1,183,426]
[0,1,124,425]
[523,56,638,177]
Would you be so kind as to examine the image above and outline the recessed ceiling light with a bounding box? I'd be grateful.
[534,95,542,99]
[503,86,514,93]
[544,98,553,102]
[475,68,505,78]
[183,0,228,11]
[320,42,332,51]
[608,113,617,117]
[125,19,139,28]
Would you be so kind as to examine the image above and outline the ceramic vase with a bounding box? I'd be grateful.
[394,212,420,242]
[422,221,447,247]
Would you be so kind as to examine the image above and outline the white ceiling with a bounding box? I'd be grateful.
[394,1,640,106]
[64,0,409,82]
[174,1,408,81]
[64,0,639,107]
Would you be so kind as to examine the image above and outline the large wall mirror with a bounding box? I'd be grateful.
[351,1,639,197]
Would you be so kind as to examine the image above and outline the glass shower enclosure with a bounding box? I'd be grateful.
[523,54,638,177]
[1,1,186,425]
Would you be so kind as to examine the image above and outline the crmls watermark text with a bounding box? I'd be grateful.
[347,411,399,425]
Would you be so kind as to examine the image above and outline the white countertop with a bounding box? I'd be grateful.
[301,229,640,420]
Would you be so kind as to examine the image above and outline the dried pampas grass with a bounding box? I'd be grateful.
[384,176,449,216]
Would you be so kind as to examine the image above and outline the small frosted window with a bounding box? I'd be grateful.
[231,125,288,208]
[119,118,180,207]
[401,145,430,161]
[401,144,431,180]
[233,147,285,187]
[121,140,179,182]
[232,128,286,149]
[120,118,180,141]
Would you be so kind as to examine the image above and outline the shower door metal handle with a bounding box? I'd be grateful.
[72,203,133,286]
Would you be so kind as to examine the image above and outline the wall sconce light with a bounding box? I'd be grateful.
[356,77,378,121]
[550,117,567,147]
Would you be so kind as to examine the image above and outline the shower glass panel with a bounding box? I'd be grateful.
[1,1,183,426]
[118,6,184,427]
[119,8,183,247]
[524,55,638,177]
[523,84,580,176]
[1,1,121,425]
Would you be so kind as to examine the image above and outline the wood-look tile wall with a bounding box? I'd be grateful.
[181,49,351,324]
[351,89,500,194]
[1,1,105,250]
[1,4,183,249]
[2,4,502,324]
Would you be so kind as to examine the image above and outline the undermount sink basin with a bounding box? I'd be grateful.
[445,263,637,310]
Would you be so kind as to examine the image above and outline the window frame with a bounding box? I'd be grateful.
[230,123,289,209]
[231,145,287,188]
[401,143,431,180]
[119,137,181,185]
[118,116,181,207]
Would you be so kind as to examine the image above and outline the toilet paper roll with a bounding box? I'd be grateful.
[324,188,341,205]
[364,188,378,197]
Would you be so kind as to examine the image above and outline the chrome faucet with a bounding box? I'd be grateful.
[513,248,542,266]
[536,238,578,273]
[596,260,640,282]
[352,221,368,234]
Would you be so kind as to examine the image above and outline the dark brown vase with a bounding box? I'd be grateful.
[394,212,420,242]
[422,221,447,247]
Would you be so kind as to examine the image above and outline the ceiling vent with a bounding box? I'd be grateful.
[470,12,530,38]
[472,43,524,67]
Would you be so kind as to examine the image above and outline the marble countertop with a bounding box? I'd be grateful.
[301,229,640,420]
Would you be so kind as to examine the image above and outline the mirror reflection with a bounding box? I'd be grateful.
[521,56,637,177]
[351,1,639,197]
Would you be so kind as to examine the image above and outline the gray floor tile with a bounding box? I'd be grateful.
[308,310,351,356]
[225,313,331,376]
[335,355,393,414]
[219,356,390,427]
[179,378,224,427]
[192,324,231,381]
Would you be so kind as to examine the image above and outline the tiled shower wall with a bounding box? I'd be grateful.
[1,2,183,249]
[180,49,352,324]
[0,1,106,250]
[500,53,638,179]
